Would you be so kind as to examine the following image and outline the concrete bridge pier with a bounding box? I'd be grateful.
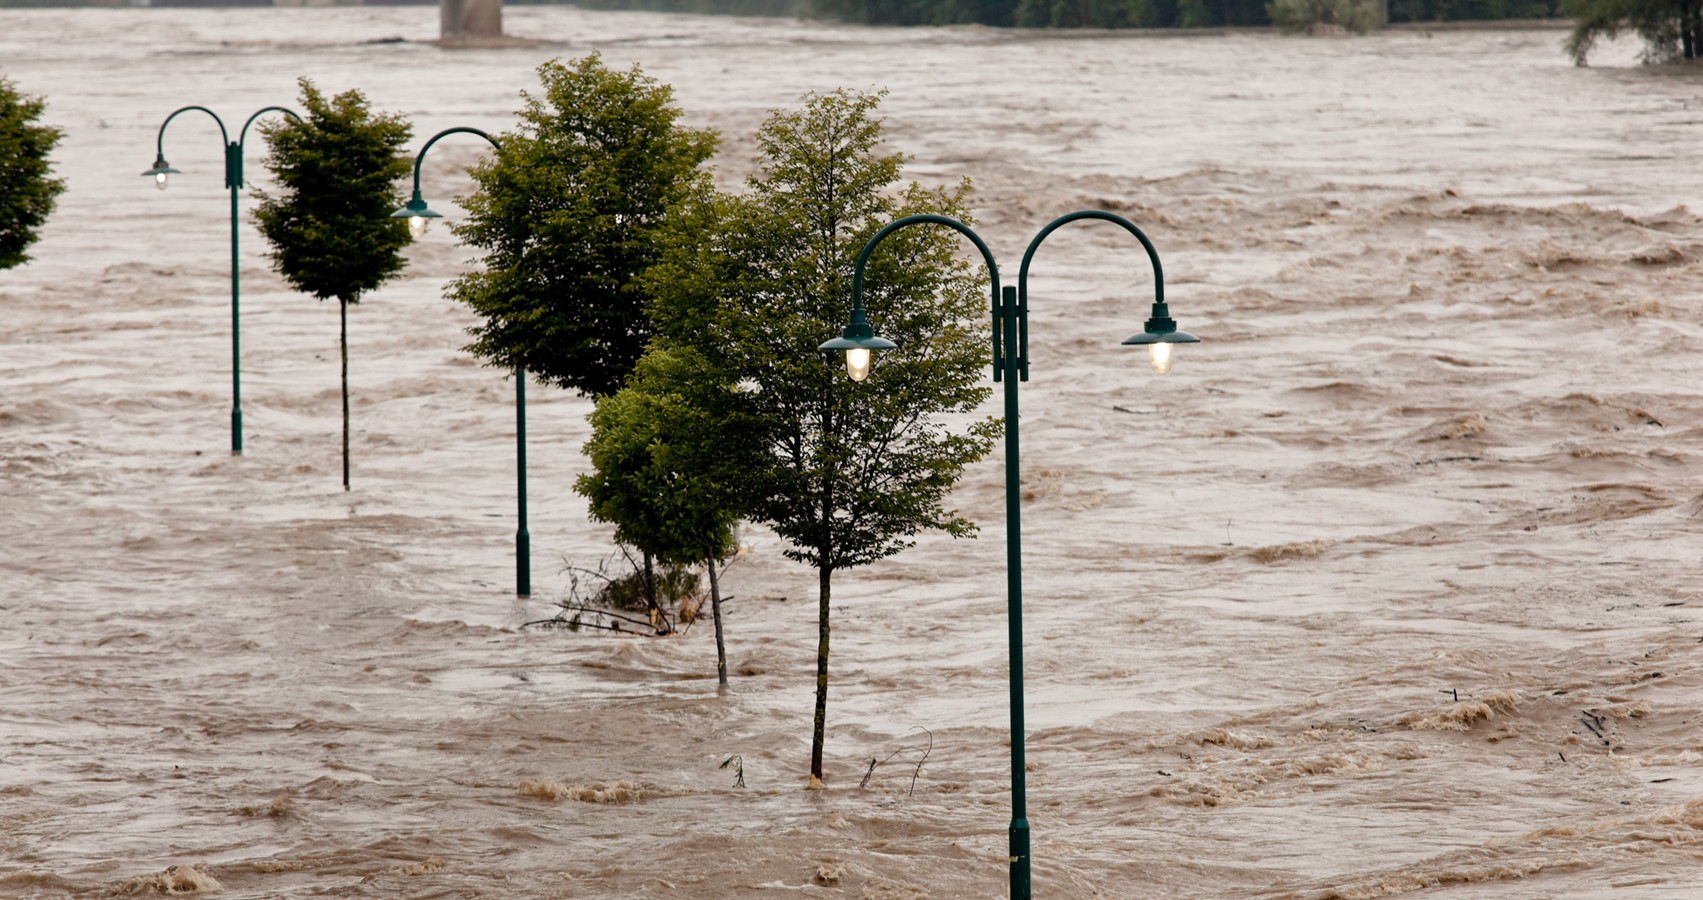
[441,0,502,40]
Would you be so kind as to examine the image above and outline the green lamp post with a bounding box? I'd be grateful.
[388,127,532,598]
[822,210,1197,899]
[142,105,301,455]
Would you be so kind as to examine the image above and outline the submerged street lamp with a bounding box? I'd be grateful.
[822,210,1197,899]
[389,127,533,597]
[143,104,300,455]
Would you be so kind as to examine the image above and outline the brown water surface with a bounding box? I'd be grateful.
[2,9,1702,898]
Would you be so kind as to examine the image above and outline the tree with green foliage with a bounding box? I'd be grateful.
[253,79,413,490]
[448,54,718,399]
[1386,0,1558,21]
[1178,0,1217,25]
[1013,0,1160,26]
[646,89,1000,783]
[576,347,760,682]
[0,76,65,271]
[1564,0,1702,63]
[812,0,1017,23]
[1266,0,1382,31]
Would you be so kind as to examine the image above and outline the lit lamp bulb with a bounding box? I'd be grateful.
[154,171,169,191]
[845,348,871,383]
[1124,302,1197,372]
[1148,341,1174,375]
[820,308,893,381]
[408,216,428,239]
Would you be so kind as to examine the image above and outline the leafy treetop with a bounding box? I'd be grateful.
[448,54,718,397]
[647,88,998,576]
[577,345,758,569]
[0,76,66,271]
[1564,0,1703,64]
[253,78,413,304]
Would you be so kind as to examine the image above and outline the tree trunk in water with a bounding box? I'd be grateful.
[643,550,658,630]
[1682,0,1696,58]
[1682,0,1695,59]
[708,558,727,686]
[340,296,350,492]
[809,563,831,782]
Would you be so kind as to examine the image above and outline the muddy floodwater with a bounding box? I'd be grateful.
[3,7,1703,898]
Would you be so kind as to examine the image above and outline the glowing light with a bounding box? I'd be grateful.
[408,216,428,239]
[1149,341,1174,375]
[846,348,871,382]
[154,172,169,191]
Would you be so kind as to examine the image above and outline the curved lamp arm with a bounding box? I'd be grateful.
[1017,209,1164,309]
[228,106,301,190]
[850,212,1001,311]
[826,213,1002,382]
[395,127,501,235]
[152,105,229,158]
[144,106,301,191]
[1017,209,1197,374]
[238,106,301,144]
[142,106,228,189]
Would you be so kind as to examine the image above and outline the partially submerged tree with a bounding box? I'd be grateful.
[254,79,412,490]
[647,89,999,783]
[576,346,759,681]
[1565,0,1703,64]
[0,76,66,271]
[447,53,718,399]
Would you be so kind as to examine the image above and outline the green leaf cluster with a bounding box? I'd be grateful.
[252,79,412,304]
[1388,0,1558,22]
[577,346,758,568]
[1266,0,1383,31]
[645,88,1000,577]
[448,54,718,398]
[576,342,762,684]
[0,76,65,271]
[1563,0,1703,63]
[1013,0,1162,27]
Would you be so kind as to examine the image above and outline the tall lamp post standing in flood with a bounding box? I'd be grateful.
[142,104,300,455]
[822,211,1198,899]
[388,127,534,597]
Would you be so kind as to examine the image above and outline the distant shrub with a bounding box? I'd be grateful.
[1013,0,1160,26]
[1562,0,1702,64]
[1267,0,1383,32]
[1176,0,1214,26]
[1390,0,1561,23]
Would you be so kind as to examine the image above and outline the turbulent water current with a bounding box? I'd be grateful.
[3,8,1703,897]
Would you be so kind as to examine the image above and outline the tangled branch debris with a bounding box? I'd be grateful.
[859,727,934,796]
